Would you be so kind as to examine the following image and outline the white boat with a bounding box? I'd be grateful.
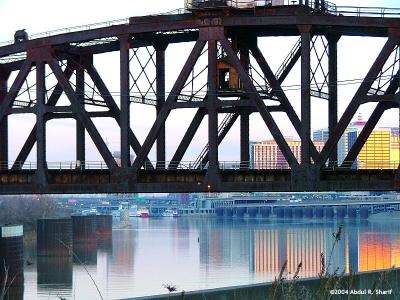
[161,209,180,217]
[129,205,138,217]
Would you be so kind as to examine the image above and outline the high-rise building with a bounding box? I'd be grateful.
[252,138,324,169]
[356,128,391,169]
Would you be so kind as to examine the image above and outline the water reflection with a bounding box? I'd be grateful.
[37,257,72,292]
[25,218,400,299]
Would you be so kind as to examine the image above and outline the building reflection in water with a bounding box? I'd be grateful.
[358,221,400,272]
[198,219,400,281]
[250,224,347,278]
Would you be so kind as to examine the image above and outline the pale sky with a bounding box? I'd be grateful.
[0,0,399,164]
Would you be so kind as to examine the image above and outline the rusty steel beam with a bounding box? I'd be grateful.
[300,25,312,165]
[207,39,219,176]
[49,58,117,170]
[328,35,340,166]
[35,61,47,185]
[156,43,167,169]
[131,39,206,173]
[0,71,10,164]
[220,37,298,168]
[76,59,85,166]
[2,13,400,60]
[120,35,130,168]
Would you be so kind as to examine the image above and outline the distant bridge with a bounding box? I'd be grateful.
[0,1,400,194]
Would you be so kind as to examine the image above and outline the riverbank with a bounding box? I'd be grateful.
[126,268,400,300]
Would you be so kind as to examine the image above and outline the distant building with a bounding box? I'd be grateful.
[252,138,324,169]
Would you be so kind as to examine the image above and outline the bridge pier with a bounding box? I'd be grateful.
[360,207,370,219]
[37,218,73,257]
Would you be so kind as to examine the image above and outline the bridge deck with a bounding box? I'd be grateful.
[0,169,396,194]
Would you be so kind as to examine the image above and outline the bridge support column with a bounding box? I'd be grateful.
[0,72,9,168]
[239,39,250,169]
[206,39,219,187]
[240,112,250,169]
[299,25,312,166]
[156,44,167,169]
[76,59,85,168]
[328,35,340,166]
[35,61,47,186]
[120,35,131,168]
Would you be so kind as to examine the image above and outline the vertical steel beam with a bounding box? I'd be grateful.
[0,72,9,167]
[328,35,339,166]
[240,112,250,169]
[36,61,47,183]
[300,26,312,165]
[208,40,219,174]
[239,41,250,169]
[76,60,85,167]
[120,35,130,168]
[156,44,167,169]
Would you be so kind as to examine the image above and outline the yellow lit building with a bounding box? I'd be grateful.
[355,128,391,169]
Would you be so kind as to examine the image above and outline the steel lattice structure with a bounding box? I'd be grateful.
[0,1,400,194]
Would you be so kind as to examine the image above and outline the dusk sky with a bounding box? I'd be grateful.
[0,0,399,164]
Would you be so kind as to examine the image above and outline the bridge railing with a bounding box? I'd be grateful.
[0,160,398,171]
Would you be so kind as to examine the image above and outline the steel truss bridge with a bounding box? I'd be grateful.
[0,1,400,194]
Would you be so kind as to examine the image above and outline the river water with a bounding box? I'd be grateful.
[22,217,400,299]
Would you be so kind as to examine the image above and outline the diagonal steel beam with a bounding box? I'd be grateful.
[85,63,154,169]
[277,42,301,85]
[250,45,321,164]
[12,63,75,170]
[49,59,117,170]
[319,38,398,165]
[341,73,400,168]
[220,38,298,167]
[168,108,206,170]
[0,60,32,124]
[131,40,206,172]
[200,112,239,168]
